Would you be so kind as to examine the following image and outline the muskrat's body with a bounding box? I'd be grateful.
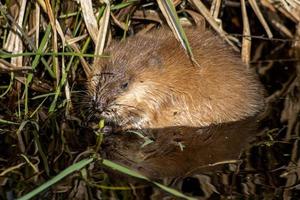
[88,27,264,130]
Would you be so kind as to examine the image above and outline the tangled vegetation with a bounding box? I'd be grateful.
[0,0,299,199]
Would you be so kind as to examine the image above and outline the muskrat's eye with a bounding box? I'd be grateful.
[120,82,129,90]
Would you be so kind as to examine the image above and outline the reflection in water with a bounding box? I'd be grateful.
[101,117,257,180]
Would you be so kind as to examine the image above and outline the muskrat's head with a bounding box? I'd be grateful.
[87,38,166,129]
[88,65,136,128]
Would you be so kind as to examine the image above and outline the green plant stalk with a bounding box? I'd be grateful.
[31,93,56,100]
[17,158,94,200]
[22,1,31,32]
[157,0,195,62]
[0,72,14,98]
[0,118,19,125]
[72,37,91,72]
[48,47,74,112]
[18,157,196,200]
[48,9,102,112]
[17,90,21,119]
[71,6,104,71]
[122,14,131,40]
[32,129,50,175]
[72,12,83,36]
[24,24,52,116]
[111,0,137,10]
[30,97,48,118]
[102,159,197,200]
[95,119,105,152]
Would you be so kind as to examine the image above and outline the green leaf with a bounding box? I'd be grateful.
[157,0,196,64]
[0,118,19,125]
[102,159,196,200]
[111,0,137,10]
[17,158,94,200]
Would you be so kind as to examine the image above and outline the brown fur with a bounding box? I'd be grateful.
[88,27,264,129]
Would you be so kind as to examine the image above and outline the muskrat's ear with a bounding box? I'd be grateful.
[147,52,163,69]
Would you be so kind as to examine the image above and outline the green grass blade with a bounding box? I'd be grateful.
[31,93,56,100]
[48,49,72,112]
[24,24,52,116]
[29,97,48,118]
[0,118,19,125]
[157,0,195,63]
[102,159,147,179]
[0,72,14,98]
[111,0,137,10]
[17,158,94,200]
[102,159,196,200]
[32,129,50,175]
[17,156,195,200]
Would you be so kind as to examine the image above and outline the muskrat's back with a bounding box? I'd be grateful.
[88,27,264,129]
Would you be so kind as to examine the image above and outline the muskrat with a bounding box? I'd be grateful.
[85,27,265,181]
[87,27,264,130]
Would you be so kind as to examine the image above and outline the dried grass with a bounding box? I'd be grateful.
[0,0,299,199]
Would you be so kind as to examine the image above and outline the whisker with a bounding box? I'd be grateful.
[72,101,93,105]
[86,110,96,121]
[71,90,90,94]
[94,72,115,77]
[113,103,143,112]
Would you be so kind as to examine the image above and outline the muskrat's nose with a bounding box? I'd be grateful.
[96,103,106,113]
[94,98,108,113]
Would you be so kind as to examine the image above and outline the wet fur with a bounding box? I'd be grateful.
[88,27,264,129]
